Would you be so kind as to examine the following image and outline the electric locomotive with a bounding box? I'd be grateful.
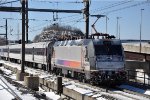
[51,38,126,84]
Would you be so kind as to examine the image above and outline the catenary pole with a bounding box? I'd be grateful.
[21,0,25,73]
[84,0,89,39]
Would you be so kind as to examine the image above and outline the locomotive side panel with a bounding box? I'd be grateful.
[87,41,96,70]
[53,46,84,69]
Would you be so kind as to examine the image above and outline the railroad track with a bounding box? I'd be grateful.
[63,78,150,100]
[0,75,22,100]
[1,60,150,100]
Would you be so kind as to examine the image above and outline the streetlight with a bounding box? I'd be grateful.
[119,23,121,40]
[140,9,144,53]
[106,16,109,34]
[116,17,121,39]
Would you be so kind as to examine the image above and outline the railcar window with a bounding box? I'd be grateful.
[37,52,44,55]
[3,49,8,52]
[94,45,122,55]
[10,49,20,53]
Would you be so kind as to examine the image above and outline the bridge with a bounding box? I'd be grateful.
[123,42,150,61]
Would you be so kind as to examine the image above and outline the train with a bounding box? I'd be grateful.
[0,38,126,85]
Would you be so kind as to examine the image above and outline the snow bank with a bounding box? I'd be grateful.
[119,84,150,95]
[44,92,60,100]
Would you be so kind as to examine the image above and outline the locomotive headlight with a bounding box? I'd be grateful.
[96,56,103,61]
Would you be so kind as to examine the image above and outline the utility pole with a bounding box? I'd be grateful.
[26,0,28,43]
[119,24,120,40]
[84,0,89,39]
[106,16,109,34]
[140,9,144,53]
[116,17,121,39]
[5,19,8,45]
[21,0,25,73]
[17,23,20,40]
[116,17,119,39]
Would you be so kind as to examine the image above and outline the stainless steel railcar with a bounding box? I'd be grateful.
[0,42,54,70]
[51,39,126,84]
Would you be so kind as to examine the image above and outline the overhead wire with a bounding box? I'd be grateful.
[29,15,85,32]
[90,0,133,14]
[0,0,84,33]
[0,0,19,5]
[71,17,84,26]
[0,18,54,33]
[100,0,150,15]
[29,27,46,33]
[29,21,52,30]
[61,16,83,25]
[29,0,84,31]
[2,0,149,36]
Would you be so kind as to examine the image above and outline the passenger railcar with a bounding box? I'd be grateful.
[0,42,54,70]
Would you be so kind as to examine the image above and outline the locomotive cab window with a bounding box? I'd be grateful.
[94,41,122,56]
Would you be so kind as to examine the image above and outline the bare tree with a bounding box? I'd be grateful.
[33,23,84,42]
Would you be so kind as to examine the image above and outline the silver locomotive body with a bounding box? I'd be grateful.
[51,39,126,84]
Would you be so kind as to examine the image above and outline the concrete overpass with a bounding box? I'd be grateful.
[123,42,150,61]
[122,42,150,85]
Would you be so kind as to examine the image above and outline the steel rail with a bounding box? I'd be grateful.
[0,76,22,100]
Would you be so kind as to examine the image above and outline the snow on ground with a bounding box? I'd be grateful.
[112,89,150,100]
[0,75,37,100]
[0,67,12,75]
[119,84,150,96]
[0,64,60,100]
[65,83,93,95]
[44,92,60,100]
[1,60,150,100]
[38,87,60,100]
[0,77,14,100]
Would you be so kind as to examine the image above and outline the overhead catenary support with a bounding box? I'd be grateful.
[5,19,8,45]
[0,4,83,43]
[21,0,25,73]
[0,6,82,13]
[84,0,90,39]
[26,0,28,43]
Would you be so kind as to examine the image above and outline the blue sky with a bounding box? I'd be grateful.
[0,0,150,41]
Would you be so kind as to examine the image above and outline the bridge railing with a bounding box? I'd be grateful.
[126,69,150,86]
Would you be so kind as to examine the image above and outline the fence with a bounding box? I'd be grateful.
[126,69,150,86]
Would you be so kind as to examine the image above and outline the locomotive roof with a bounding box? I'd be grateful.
[25,42,51,48]
[54,39,121,46]
[54,39,91,46]
[0,42,51,49]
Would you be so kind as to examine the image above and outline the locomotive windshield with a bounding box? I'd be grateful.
[94,41,122,55]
